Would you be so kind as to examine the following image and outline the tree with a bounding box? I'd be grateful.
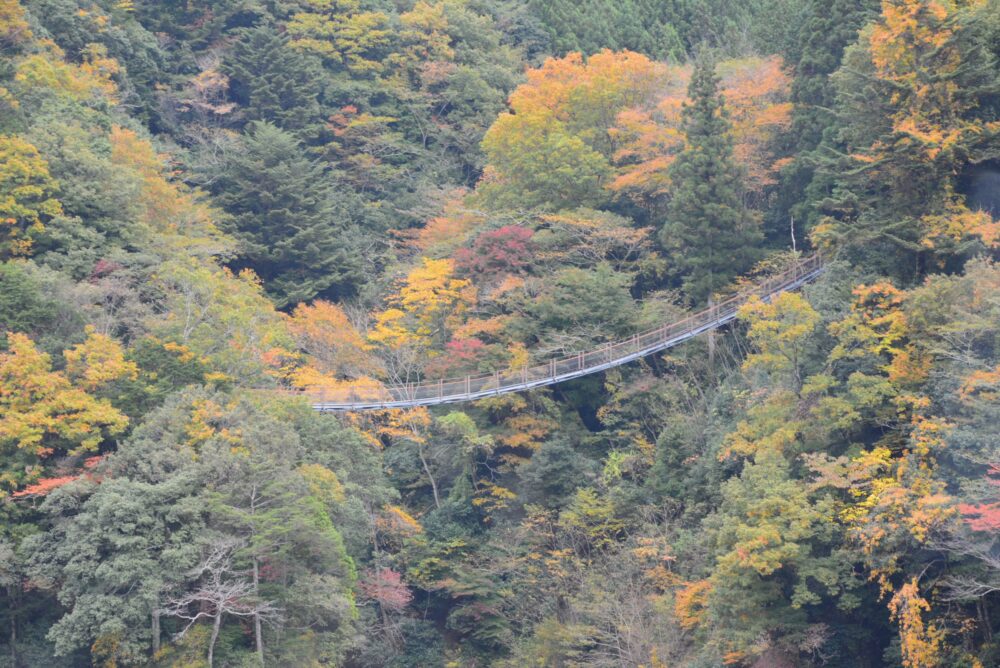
[739,291,821,390]
[610,56,792,214]
[358,567,412,613]
[479,108,611,210]
[287,300,375,379]
[64,325,138,392]
[659,56,761,303]
[454,225,535,278]
[779,0,880,240]
[812,0,1000,274]
[519,263,638,352]
[160,538,282,668]
[23,390,216,663]
[152,258,293,383]
[719,56,794,204]
[200,406,359,666]
[479,50,666,210]
[286,0,393,76]
[0,260,81,350]
[0,134,62,258]
[222,25,324,136]
[517,434,596,507]
[209,122,363,307]
[527,0,688,60]
[0,0,30,49]
[369,257,475,364]
[787,0,880,152]
[0,331,130,496]
[12,40,119,108]
[704,447,849,663]
[107,126,220,250]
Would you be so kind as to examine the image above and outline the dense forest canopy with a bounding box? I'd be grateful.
[1,0,999,666]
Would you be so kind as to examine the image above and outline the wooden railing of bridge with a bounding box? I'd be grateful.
[303,254,824,412]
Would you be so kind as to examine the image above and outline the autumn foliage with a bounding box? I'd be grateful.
[0,331,129,496]
[3,0,1000,665]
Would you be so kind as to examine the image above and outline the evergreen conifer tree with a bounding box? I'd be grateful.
[222,25,324,137]
[210,122,363,307]
[660,55,761,303]
[777,0,879,232]
[789,0,879,153]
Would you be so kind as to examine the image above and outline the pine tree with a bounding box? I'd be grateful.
[778,0,879,232]
[210,122,363,307]
[660,55,761,303]
[222,25,324,137]
[789,0,879,153]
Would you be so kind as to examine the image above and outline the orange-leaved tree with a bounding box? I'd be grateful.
[480,50,666,210]
[108,126,221,250]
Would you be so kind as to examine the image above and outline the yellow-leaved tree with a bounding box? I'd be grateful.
[0,134,62,258]
[369,258,475,386]
[0,331,133,496]
[371,258,474,350]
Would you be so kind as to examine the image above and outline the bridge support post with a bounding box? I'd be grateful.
[708,296,716,369]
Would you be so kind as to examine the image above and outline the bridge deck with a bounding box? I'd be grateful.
[304,255,824,412]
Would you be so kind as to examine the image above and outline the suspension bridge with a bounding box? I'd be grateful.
[304,254,825,412]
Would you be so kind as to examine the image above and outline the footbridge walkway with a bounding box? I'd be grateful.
[307,254,825,412]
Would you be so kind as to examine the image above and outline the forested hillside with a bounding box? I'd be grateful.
[1,0,999,666]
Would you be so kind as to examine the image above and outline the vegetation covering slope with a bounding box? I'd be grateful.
[0,0,999,666]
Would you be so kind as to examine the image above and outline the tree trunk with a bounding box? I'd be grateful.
[249,484,265,666]
[208,611,222,668]
[418,444,441,509]
[8,586,18,668]
[983,598,994,643]
[151,605,160,656]
[253,557,264,666]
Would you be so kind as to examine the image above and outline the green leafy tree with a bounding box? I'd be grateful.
[519,263,638,348]
[660,55,761,303]
[527,0,686,60]
[704,447,854,662]
[0,261,81,350]
[200,407,359,666]
[787,0,880,153]
[778,0,879,231]
[480,108,611,211]
[24,393,210,663]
